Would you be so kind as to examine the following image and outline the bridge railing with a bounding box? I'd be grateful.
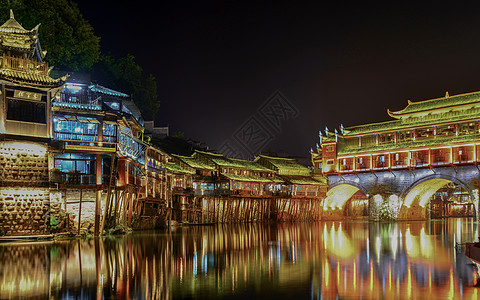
[335,144,479,174]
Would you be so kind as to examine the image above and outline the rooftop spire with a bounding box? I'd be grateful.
[0,9,26,30]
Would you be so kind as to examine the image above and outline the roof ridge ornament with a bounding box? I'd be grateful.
[10,9,14,19]
[445,91,449,98]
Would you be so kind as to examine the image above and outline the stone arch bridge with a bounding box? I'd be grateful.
[311,89,480,221]
[323,165,480,221]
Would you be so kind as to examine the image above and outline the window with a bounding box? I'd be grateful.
[7,99,46,123]
[103,123,117,143]
[54,117,98,142]
[54,153,96,174]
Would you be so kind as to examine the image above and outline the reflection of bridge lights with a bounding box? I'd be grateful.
[323,224,328,249]
[405,229,417,257]
[375,236,381,263]
[325,225,356,260]
[390,228,399,258]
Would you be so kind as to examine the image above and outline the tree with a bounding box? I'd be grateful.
[0,1,160,119]
[0,0,100,71]
[92,54,160,120]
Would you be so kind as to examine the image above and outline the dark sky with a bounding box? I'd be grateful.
[75,1,480,159]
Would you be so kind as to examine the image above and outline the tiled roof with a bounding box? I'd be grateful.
[166,162,195,175]
[344,109,480,136]
[221,173,283,183]
[255,155,311,176]
[280,175,324,185]
[0,69,67,88]
[88,84,129,98]
[0,10,41,58]
[229,158,272,172]
[193,150,246,168]
[172,155,215,170]
[388,91,480,118]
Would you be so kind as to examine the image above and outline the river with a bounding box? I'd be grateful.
[0,218,479,299]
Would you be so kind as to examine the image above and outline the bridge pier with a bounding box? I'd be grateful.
[368,193,402,221]
[322,208,345,220]
[472,189,479,222]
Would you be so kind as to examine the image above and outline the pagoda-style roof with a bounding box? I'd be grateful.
[336,91,480,137]
[0,11,66,89]
[0,10,44,61]
[387,91,480,119]
[0,67,67,88]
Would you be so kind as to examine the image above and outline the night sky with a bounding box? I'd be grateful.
[75,1,480,159]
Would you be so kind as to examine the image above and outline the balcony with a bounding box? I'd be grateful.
[57,139,116,153]
[51,170,97,185]
[1,55,49,75]
[53,92,102,110]
[173,187,194,195]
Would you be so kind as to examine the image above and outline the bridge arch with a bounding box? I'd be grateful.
[324,181,368,213]
[399,174,476,220]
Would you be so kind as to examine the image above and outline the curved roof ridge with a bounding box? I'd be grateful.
[0,10,28,32]
[387,90,480,119]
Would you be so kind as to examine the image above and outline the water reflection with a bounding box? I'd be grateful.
[1,219,479,299]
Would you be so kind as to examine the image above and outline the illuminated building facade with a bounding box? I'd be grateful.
[165,151,326,223]
[0,10,327,236]
[312,91,480,220]
[0,11,67,236]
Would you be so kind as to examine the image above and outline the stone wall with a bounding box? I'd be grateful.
[50,189,105,233]
[0,187,50,236]
[0,141,50,236]
[0,141,49,185]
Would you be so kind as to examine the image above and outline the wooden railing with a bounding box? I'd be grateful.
[1,55,49,75]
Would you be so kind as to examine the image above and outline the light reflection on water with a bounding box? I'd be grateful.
[1,218,480,299]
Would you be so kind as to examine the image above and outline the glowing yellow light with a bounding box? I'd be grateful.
[323,184,360,210]
[375,235,381,263]
[403,189,419,208]
[374,194,383,205]
[325,226,356,260]
[390,227,398,258]
[353,261,357,290]
[370,259,374,292]
[405,228,418,257]
[325,260,330,286]
[0,141,47,156]
[403,178,451,208]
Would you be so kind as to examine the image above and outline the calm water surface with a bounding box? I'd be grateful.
[1,219,480,299]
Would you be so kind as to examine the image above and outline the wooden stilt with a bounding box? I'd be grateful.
[78,188,82,235]
[128,192,134,225]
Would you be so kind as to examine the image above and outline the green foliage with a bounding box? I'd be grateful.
[92,54,160,120]
[0,0,100,71]
[172,131,185,139]
[0,1,160,119]
[50,215,60,228]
